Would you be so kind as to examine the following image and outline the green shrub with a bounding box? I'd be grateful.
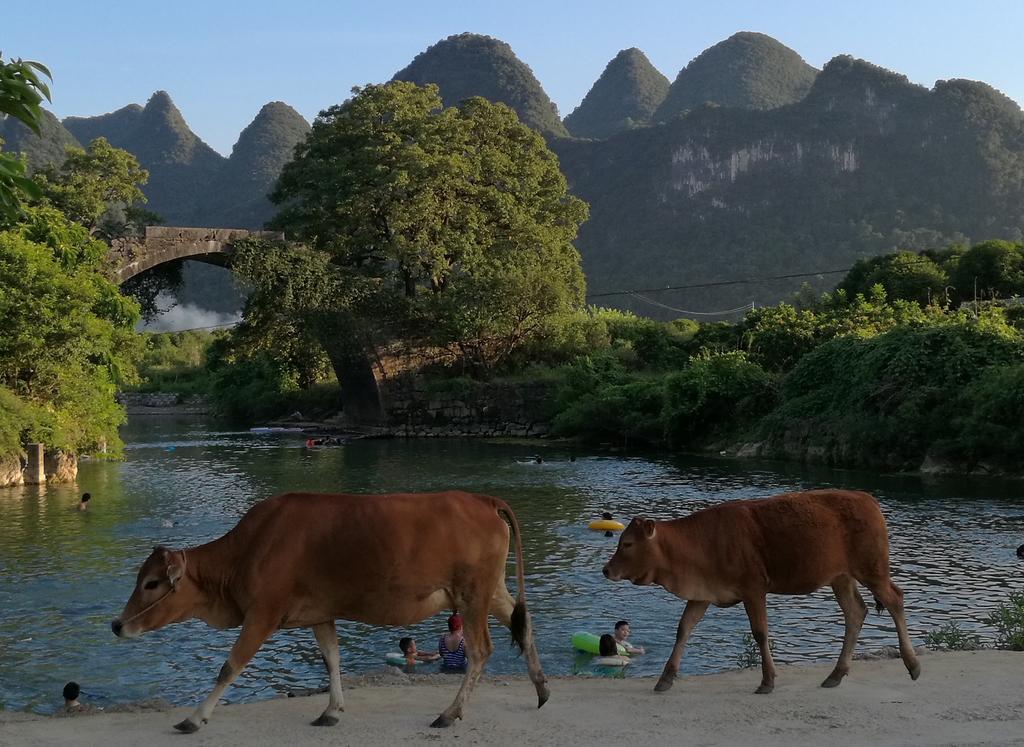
[662,351,776,446]
[985,592,1024,651]
[924,621,983,651]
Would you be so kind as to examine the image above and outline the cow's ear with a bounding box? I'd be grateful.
[640,518,656,539]
[166,551,184,587]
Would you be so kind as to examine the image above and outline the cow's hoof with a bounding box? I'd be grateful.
[173,719,200,734]
[909,661,921,681]
[538,690,549,709]
[430,714,455,728]
[653,677,674,693]
[754,684,774,694]
[820,671,845,688]
[311,713,339,727]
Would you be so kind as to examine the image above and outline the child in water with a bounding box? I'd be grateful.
[399,636,440,666]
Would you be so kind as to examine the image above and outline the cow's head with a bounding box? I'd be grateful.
[603,517,661,585]
[111,546,192,639]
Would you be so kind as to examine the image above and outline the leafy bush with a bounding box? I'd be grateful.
[663,352,776,446]
[131,330,222,395]
[985,592,1024,650]
[924,621,983,651]
[763,313,1024,467]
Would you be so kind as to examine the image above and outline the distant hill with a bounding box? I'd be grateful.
[64,104,142,148]
[654,32,817,121]
[64,92,225,225]
[0,109,80,169]
[552,54,1024,318]
[564,48,670,139]
[392,32,568,137]
[202,101,309,229]
[15,33,1024,326]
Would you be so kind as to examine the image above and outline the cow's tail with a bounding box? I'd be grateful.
[496,502,530,655]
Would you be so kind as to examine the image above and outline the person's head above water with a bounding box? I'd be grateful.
[601,512,613,521]
[62,681,80,705]
[80,493,91,504]
[614,620,631,641]
[399,636,415,655]
[447,612,463,633]
[599,634,617,657]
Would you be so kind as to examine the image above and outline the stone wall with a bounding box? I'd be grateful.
[117,392,182,407]
[380,376,556,437]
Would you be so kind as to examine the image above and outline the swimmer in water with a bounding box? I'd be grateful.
[77,493,91,512]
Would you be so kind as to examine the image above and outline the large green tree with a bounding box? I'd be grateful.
[263,82,588,419]
[0,207,141,455]
[34,136,150,236]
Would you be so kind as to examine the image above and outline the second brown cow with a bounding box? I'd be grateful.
[602,489,920,694]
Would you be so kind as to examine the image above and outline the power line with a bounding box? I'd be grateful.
[586,266,853,300]
[627,293,754,316]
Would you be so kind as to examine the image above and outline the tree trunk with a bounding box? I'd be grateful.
[310,312,384,425]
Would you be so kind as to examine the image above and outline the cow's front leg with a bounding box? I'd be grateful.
[742,595,776,694]
[310,621,344,726]
[654,600,709,692]
[174,614,279,733]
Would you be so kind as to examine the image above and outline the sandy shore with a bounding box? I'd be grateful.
[3,651,1023,746]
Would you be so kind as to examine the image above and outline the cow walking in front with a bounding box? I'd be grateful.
[112,491,548,732]
[602,489,920,694]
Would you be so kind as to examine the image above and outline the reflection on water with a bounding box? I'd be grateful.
[1,415,1023,713]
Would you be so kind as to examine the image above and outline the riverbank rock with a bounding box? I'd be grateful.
[0,452,23,487]
[44,450,78,483]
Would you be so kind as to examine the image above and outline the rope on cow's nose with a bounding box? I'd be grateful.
[120,551,188,625]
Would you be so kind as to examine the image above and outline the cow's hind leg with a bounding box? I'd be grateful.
[174,613,279,733]
[310,621,344,726]
[822,575,868,688]
[490,585,548,707]
[431,601,493,728]
[743,595,776,694]
[866,579,921,681]
[654,599,709,692]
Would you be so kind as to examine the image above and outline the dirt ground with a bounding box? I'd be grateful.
[2,651,1023,746]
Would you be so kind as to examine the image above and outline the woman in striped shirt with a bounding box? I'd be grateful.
[438,612,468,670]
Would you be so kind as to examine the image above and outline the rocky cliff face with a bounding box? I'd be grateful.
[553,54,1024,317]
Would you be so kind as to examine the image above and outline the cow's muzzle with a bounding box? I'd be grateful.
[602,564,621,581]
[111,619,123,637]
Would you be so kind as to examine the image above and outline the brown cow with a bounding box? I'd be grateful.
[112,491,548,732]
[602,489,920,694]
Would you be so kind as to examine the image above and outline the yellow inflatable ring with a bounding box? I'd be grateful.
[589,519,626,531]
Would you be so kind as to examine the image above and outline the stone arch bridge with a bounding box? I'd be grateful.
[110,226,386,424]
[109,226,284,284]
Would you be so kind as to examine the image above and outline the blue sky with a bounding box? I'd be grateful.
[6,1,1023,155]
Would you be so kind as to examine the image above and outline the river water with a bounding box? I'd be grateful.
[1,416,1022,713]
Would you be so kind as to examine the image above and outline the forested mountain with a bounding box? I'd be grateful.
[4,33,1024,323]
[550,54,1024,316]
[392,32,569,137]
[0,110,80,168]
[202,101,310,229]
[563,48,670,139]
[654,32,817,121]
[64,92,226,225]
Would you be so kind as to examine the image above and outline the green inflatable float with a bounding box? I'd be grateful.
[571,632,628,656]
